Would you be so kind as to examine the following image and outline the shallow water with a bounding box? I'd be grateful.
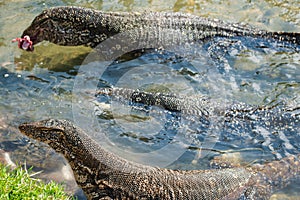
[0,0,299,199]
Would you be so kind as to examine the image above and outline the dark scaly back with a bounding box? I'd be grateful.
[97,87,210,117]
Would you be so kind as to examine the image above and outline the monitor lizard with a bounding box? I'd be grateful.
[19,119,300,200]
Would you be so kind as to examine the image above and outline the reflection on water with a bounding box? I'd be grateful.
[0,0,299,199]
[14,44,91,72]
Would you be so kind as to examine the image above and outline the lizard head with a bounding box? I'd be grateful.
[21,9,58,47]
[19,119,81,154]
[21,6,109,49]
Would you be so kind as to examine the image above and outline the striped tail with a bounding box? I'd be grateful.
[268,31,300,45]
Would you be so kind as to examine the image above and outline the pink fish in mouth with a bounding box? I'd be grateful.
[12,35,34,51]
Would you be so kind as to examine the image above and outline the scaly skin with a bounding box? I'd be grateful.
[96,87,299,130]
[18,6,299,199]
[96,87,211,117]
[19,119,300,200]
[21,6,300,48]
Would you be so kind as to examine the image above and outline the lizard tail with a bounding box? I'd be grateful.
[270,31,300,45]
[246,154,300,199]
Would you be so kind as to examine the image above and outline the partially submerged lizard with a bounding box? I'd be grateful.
[96,87,299,126]
[15,6,299,51]
[96,87,211,117]
[96,87,299,159]
[19,119,300,200]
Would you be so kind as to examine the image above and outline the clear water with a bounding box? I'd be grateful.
[0,0,299,199]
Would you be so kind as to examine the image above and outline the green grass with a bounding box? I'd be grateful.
[0,163,73,200]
